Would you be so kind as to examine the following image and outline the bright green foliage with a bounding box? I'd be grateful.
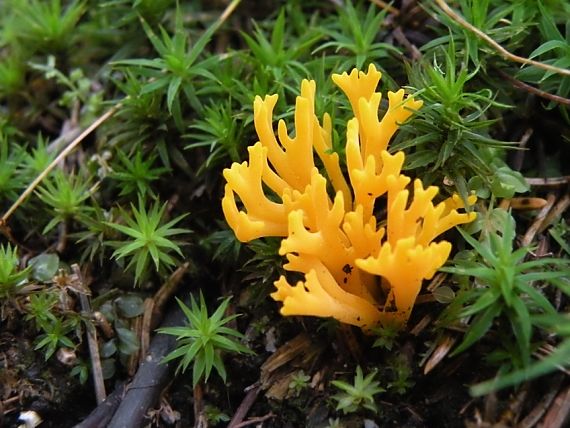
[517,1,570,111]
[317,0,399,71]
[36,170,93,233]
[371,324,400,351]
[106,198,189,284]
[443,211,568,369]
[549,219,570,256]
[21,135,55,179]
[34,316,78,360]
[426,0,570,119]
[0,137,26,202]
[110,149,169,197]
[25,291,59,330]
[112,6,221,129]
[70,359,89,384]
[8,0,85,54]
[470,290,570,395]
[73,202,115,265]
[396,40,526,200]
[241,8,320,95]
[186,100,245,171]
[158,293,253,387]
[331,366,384,415]
[0,55,25,97]
[107,70,171,164]
[0,244,29,298]
[203,405,230,425]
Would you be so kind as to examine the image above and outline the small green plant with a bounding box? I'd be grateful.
[8,0,86,54]
[288,370,311,397]
[24,291,59,330]
[0,136,26,202]
[371,323,400,351]
[396,40,525,200]
[185,100,244,172]
[516,1,570,112]
[240,7,319,96]
[36,169,93,233]
[70,358,89,384]
[29,56,103,118]
[158,293,253,387]
[0,243,29,298]
[21,135,55,179]
[442,210,569,370]
[106,197,189,285]
[317,0,399,71]
[34,315,79,360]
[331,366,384,415]
[112,6,222,129]
[109,148,169,198]
[0,55,25,98]
[203,404,230,425]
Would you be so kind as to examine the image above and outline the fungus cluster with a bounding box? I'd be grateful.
[222,64,476,329]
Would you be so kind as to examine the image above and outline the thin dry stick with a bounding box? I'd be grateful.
[434,0,570,77]
[72,264,106,405]
[498,70,570,106]
[526,176,570,188]
[1,102,122,224]
[215,0,242,31]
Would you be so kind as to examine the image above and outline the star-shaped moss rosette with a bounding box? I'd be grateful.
[222,64,476,329]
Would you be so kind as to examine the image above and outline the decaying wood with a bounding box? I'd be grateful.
[105,301,185,428]
[73,382,126,428]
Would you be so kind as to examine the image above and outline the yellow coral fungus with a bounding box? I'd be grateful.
[222,64,476,329]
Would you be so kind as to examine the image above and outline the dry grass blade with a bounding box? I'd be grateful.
[423,334,457,374]
[522,193,557,246]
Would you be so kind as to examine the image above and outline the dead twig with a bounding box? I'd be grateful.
[393,26,422,60]
[498,70,570,106]
[106,300,187,428]
[232,412,275,428]
[434,0,570,77]
[72,264,106,405]
[193,382,206,428]
[228,384,261,428]
[526,176,570,188]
